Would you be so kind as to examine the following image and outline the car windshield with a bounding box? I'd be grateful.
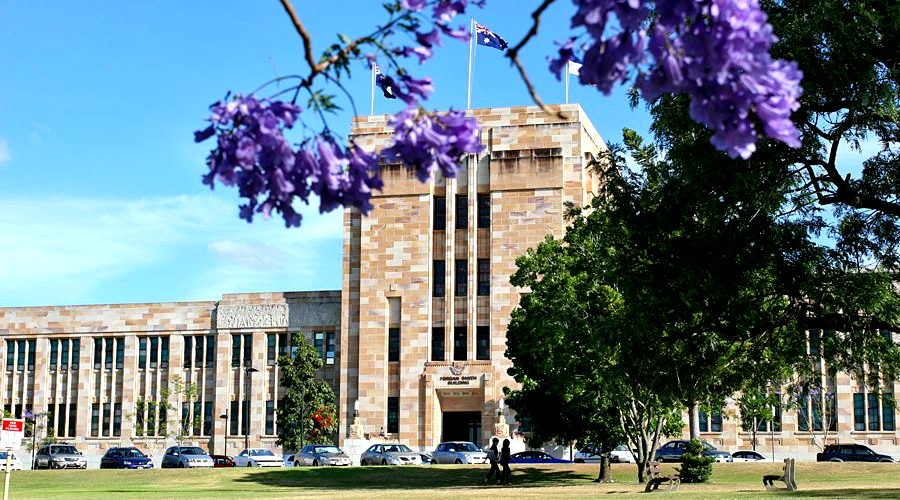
[0,453,11,460]
[615,445,628,452]
[250,449,275,456]
[313,446,342,454]
[382,445,411,453]
[449,443,478,452]
[51,446,78,454]
[120,449,146,458]
[179,447,206,456]
[702,441,718,451]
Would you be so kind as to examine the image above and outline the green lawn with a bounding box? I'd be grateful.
[6,462,900,500]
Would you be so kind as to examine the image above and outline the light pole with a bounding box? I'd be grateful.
[219,413,228,457]
[244,366,259,451]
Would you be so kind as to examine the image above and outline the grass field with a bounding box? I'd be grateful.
[5,462,900,500]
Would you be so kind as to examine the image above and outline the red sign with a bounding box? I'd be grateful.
[0,421,22,433]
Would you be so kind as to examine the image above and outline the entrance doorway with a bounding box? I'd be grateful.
[442,411,482,446]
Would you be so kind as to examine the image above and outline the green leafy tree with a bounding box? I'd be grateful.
[130,376,202,455]
[276,335,339,451]
[678,439,715,483]
[737,389,781,452]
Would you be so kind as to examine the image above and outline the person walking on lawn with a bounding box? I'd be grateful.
[484,437,500,484]
[499,439,511,485]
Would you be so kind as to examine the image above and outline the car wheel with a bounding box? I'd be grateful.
[294,461,301,467]
[455,459,462,464]
[829,458,843,462]
[880,459,892,463]
[574,459,584,463]
[313,460,319,467]
[381,459,388,466]
[178,462,185,468]
[247,462,253,467]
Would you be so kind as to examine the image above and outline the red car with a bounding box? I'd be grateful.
[210,455,235,467]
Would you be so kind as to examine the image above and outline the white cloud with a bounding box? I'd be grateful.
[0,140,10,164]
[0,194,343,306]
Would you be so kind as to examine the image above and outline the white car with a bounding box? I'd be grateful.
[0,452,22,470]
[233,448,284,467]
[731,450,767,462]
[575,444,634,463]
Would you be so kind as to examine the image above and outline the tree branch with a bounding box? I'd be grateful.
[505,0,565,119]
[279,0,319,74]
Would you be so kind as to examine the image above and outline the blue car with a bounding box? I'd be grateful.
[100,447,154,469]
[509,451,573,464]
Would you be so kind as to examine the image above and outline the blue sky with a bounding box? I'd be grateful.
[0,1,874,307]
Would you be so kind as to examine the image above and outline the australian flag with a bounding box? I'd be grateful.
[475,21,507,51]
[374,64,396,99]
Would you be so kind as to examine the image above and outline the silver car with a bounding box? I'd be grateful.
[360,443,422,466]
[432,441,488,464]
[289,444,351,467]
[160,446,214,468]
[34,444,86,469]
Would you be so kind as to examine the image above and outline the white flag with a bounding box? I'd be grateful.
[568,61,582,76]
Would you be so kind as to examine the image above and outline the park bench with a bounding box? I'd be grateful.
[762,458,797,491]
[644,461,680,493]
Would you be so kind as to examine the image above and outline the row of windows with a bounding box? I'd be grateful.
[430,327,490,362]
[266,333,294,365]
[93,337,126,370]
[48,339,81,370]
[137,336,169,369]
[433,195,490,231]
[854,393,895,431]
[314,332,336,365]
[433,259,490,297]
[91,402,123,437]
[5,340,36,371]
[183,336,216,368]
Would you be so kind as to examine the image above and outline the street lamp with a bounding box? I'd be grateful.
[218,413,228,457]
[244,366,259,452]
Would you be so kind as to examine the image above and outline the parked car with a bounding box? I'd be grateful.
[432,441,488,464]
[419,453,434,465]
[34,444,87,469]
[0,452,22,471]
[160,446,214,468]
[99,447,153,469]
[509,451,573,464]
[360,444,421,465]
[817,444,895,462]
[234,448,284,467]
[210,454,235,467]
[654,440,732,463]
[287,445,350,467]
[731,450,767,462]
[574,444,635,463]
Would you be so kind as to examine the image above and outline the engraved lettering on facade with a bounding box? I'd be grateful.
[217,304,289,329]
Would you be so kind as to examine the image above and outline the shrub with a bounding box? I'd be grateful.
[678,439,714,483]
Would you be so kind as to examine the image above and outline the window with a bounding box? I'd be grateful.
[265,400,275,435]
[434,196,446,230]
[388,328,400,362]
[243,334,252,365]
[387,397,399,434]
[699,411,708,433]
[325,332,335,365]
[184,336,193,367]
[57,403,66,436]
[884,394,896,431]
[797,396,809,432]
[193,401,202,436]
[134,403,143,437]
[206,336,216,367]
[809,329,821,357]
[159,406,167,435]
[455,259,468,297]
[433,260,445,298]
[854,393,866,431]
[195,336,203,366]
[181,402,191,435]
[149,337,158,369]
[104,338,113,369]
[27,339,35,371]
[699,410,724,432]
[229,401,239,435]
[455,195,467,229]
[476,326,489,360]
[146,402,156,436]
[102,403,111,437]
[91,404,99,437]
[113,403,122,437]
[5,341,13,371]
[115,338,124,369]
[161,337,169,368]
[50,340,58,368]
[314,333,324,358]
[868,393,880,431]
[71,339,80,368]
[93,338,101,369]
[477,259,489,296]
[231,335,241,367]
[203,401,213,436]
[139,337,147,369]
[68,403,76,438]
[278,334,289,358]
[267,334,277,366]
[431,328,445,361]
[477,194,490,228]
[241,400,250,436]
[61,340,69,369]
[454,327,467,361]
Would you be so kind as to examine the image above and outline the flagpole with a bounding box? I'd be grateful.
[466,18,474,110]
[370,62,376,115]
[565,62,570,104]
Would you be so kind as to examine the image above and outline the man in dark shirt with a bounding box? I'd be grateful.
[484,437,500,484]
[499,439,511,485]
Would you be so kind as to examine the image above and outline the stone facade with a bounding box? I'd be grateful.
[0,291,340,465]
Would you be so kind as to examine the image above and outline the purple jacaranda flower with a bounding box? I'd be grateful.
[548,38,578,79]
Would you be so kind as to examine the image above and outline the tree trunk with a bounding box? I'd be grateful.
[637,459,647,483]
[594,454,612,483]
[688,401,700,441]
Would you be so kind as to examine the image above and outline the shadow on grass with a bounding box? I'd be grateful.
[234,465,593,490]
[784,488,900,499]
